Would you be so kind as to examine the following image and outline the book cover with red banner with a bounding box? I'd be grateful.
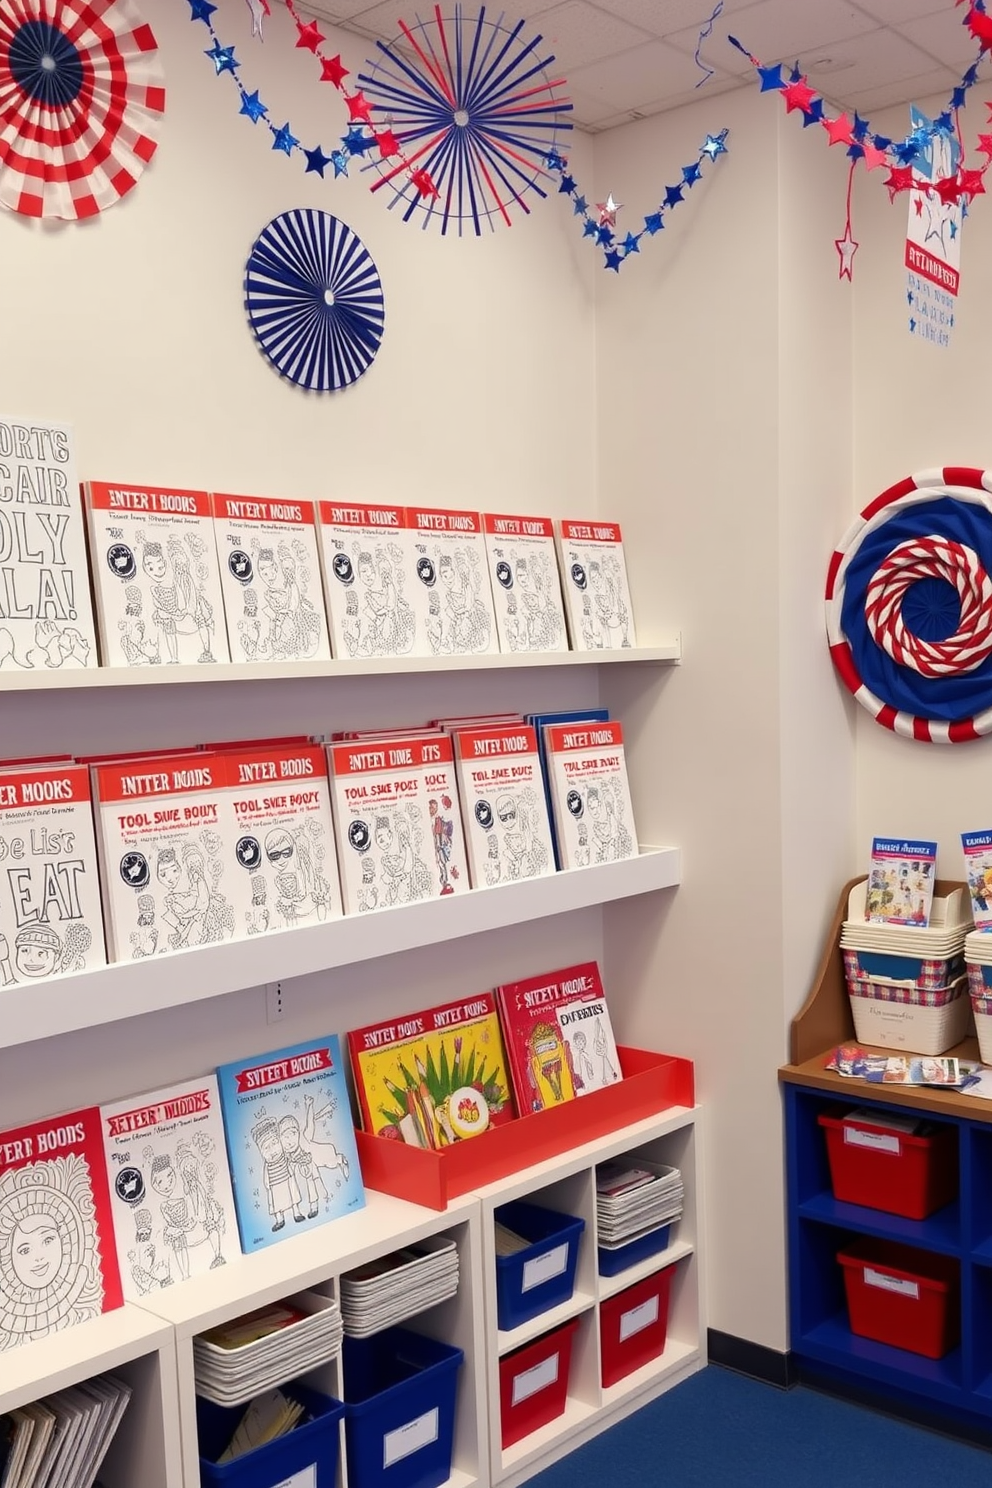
[452,724,554,888]
[212,493,330,664]
[0,761,106,987]
[542,719,637,870]
[0,1105,123,1351]
[348,992,515,1148]
[91,751,237,961]
[482,512,567,654]
[316,501,417,660]
[83,480,228,667]
[216,1036,364,1252]
[495,961,622,1115]
[555,519,636,651]
[407,506,498,657]
[100,1074,240,1301]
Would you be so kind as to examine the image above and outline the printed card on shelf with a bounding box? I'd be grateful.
[212,493,330,664]
[216,1035,365,1252]
[556,519,636,651]
[452,724,555,888]
[91,752,237,962]
[407,506,498,657]
[100,1074,241,1302]
[543,719,638,869]
[327,733,468,913]
[481,512,568,654]
[83,481,229,668]
[219,741,342,938]
[495,961,622,1114]
[316,501,417,659]
[962,830,992,930]
[0,1105,123,1351]
[0,417,97,673]
[0,762,106,990]
[865,837,938,925]
[348,992,515,1146]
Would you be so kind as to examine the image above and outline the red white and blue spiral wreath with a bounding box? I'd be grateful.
[826,467,992,742]
[0,0,164,220]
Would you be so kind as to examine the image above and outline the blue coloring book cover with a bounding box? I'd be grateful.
[216,1035,365,1251]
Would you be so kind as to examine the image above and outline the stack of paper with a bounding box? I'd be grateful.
[339,1236,459,1337]
[193,1292,343,1407]
[596,1160,684,1251]
[215,1388,306,1465]
[0,1373,131,1488]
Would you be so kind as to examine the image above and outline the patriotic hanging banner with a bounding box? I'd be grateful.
[826,468,992,743]
[905,107,961,349]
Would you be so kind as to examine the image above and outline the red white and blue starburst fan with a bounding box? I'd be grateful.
[826,468,992,743]
[244,209,385,393]
[357,5,572,234]
[0,0,164,220]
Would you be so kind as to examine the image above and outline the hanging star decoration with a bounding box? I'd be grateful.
[545,132,729,272]
[728,5,992,282]
[185,0,437,196]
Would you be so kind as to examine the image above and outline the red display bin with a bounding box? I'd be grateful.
[498,1319,578,1450]
[357,1049,694,1211]
[837,1239,959,1360]
[818,1109,957,1220]
[599,1266,673,1388]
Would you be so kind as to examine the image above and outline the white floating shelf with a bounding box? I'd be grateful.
[0,847,680,1049]
[0,1304,173,1416]
[0,642,681,693]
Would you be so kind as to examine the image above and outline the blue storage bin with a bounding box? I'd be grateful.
[494,1200,585,1332]
[342,1328,463,1488]
[198,1382,344,1488]
[597,1222,673,1278]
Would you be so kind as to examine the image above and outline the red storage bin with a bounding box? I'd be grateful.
[818,1109,957,1220]
[837,1239,959,1360]
[498,1319,578,1449]
[599,1266,673,1388]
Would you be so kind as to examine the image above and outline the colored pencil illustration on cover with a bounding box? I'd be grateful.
[556,520,636,651]
[348,993,514,1147]
[496,962,622,1114]
[213,494,330,663]
[0,765,106,987]
[0,1108,123,1352]
[408,508,498,656]
[0,417,97,672]
[962,830,992,930]
[84,483,229,667]
[317,503,417,659]
[216,1037,364,1252]
[483,514,567,653]
[101,1075,240,1301]
[865,837,938,926]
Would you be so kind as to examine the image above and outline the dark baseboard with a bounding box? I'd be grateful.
[706,1329,796,1389]
[796,1364,992,1454]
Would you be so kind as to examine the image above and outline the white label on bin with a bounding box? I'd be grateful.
[511,1351,560,1407]
[273,1469,316,1488]
[382,1408,439,1469]
[619,1294,660,1343]
[522,1242,569,1293]
[863,1266,920,1300]
[844,1127,901,1156]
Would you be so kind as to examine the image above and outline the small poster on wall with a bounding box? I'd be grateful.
[905,106,960,350]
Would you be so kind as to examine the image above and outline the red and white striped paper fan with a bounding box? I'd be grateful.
[0,0,165,220]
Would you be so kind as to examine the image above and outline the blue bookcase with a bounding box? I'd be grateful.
[781,876,992,1439]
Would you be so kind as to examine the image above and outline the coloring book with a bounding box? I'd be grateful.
[495,961,621,1114]
[556,519,636,651]
[407,507,498,657]
[213,493,330,663]
[452,725,554,888]
[481,512,567,654]
[543,719,638,869]
[317,501,417,659]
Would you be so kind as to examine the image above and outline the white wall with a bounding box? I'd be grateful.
[854,98,992,859]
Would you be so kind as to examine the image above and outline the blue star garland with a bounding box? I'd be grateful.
[546,130,729,272]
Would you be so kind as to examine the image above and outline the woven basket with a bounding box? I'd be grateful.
[848,983,972,1055]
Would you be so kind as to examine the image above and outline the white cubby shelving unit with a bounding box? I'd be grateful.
[2,640,701,1488]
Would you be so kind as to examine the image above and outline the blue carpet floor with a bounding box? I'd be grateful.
[526,1367,991,1487]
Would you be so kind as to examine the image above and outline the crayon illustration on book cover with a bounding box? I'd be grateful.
[408,508,497,656]
[496,963,621,1114]
[483,514,567,654]
[0,417,97,673]
[317,503,417,658]
[556,520,635,651]
[217,1037,364,1252]
[0,764,106,987]
[865,838,938,926]
[101,1075,240,1301]
[214,494,329,663]
[962,830,992,930]
[84,482,228,667]
[0,1107,123,1352]
[349,994,514,1147]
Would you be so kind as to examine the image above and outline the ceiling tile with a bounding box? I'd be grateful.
[587,0,758,40]
[840,63,959,112]
[848,0,953,21]
[897,11,982,67]
[523,1,656,71]
[667,0,878,63]
[567,86,630,126]
[566,38,730,110]
[800,25,954,102]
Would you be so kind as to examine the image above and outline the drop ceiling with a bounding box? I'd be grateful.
[303,0,981,131]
